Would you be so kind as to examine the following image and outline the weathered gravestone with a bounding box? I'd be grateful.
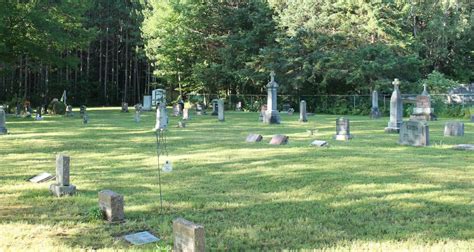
[410,95,436,121]
[182,108,190,120]
[299,100,307,122]
[310,140,328,147]
[154,104,168,131]
[246,134,263,143]
[385,78,403,133]
[98,190,124,223]
[49,154,76,197]
[173,218,205,252]
[444,122,464,136]
[0,106,8,135]
[334,117,353,141]
[217,99,224,122]
[211,99,218,116]
[143,95,152,111]
[29,172,54,183]
[399,121,429,146]
[121,102,129,113]
[263,71,281,124]
[258,104,267,122]
[371,90,381,119]
[269,134,289,145]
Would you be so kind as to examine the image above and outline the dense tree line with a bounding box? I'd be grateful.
[1,0,472,108]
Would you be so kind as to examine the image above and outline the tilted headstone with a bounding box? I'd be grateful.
[299,100,307,122]
[310,140,328,147]
[124,231,160,245]
[269,134,288,145]
[371,90,381,119]
[173,218,205,252]
[258,104,267,122]
[246,134,262,143]
[399,120,429,146]
[182,108,190,120]
[98,190,124,223]
[444,122,464,136]
[263,71,281,124]
[335,117,353,141]
[154,104,168,131]
[49,154,76,196]
[211,99,218,116]
[385,78,403,133]
[0,106,8,135]
[173,104,180,117]
[143,95,152,111]
[218,99,225,122]
[121,102,129,113]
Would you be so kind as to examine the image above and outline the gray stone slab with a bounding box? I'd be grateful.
[335,117,353,141]
[452,144,474,151]
[310,140,328,147]
[246,134,262,143]
[399,120,429,146]
[263,71,281,124]
[173,218,205,252]
[124,231,160,245]
[269,135,288,145]
[29,172,54,183]
[99,190,124,223]
[444,122,464,136]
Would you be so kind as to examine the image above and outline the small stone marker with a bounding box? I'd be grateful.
[444,122,464,136]
[0,106,8,135]
[173,218,205,252]
[211,99,218,116]
[83,114,89,124]
[246,134,262,143]
[269,134,289,145]
[399,120,429,146]
[98,190,124,223]
[334,117,353,141]
[121,102,129,113]
[310,140,328,147]
[452,144,474,151]
[183,108,190,120]
[218,99,224,122]
[124,231,160,245]
[29,172,54,183]
[49,154,76,197]
[299,100,307,122]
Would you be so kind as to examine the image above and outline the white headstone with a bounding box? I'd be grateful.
[299,100,307,122]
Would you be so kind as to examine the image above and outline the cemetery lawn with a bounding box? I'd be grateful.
[1,108,473,251]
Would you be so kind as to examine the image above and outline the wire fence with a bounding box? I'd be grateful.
[186,93,474,117]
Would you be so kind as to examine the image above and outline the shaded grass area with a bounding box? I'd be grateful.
[0,108,473,250]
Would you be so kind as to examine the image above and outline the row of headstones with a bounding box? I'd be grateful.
[38,154,205,250]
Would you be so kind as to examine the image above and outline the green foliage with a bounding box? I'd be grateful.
[85,206,104,222]
[423,71,461,94]
[48,100,66,115]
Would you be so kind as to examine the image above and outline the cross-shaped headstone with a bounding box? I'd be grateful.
[392,78,400,88]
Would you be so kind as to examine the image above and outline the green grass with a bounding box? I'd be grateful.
[0,108,473,251]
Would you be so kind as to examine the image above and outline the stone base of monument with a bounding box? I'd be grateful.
[334,134,353,141]
[49,183,76,197]
[263,110,281,124]
[384,127,399,133]
[0,127,7,135]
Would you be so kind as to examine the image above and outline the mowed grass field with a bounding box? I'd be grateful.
[0,107,473,251]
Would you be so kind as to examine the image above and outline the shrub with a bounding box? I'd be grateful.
[48,100,66,115]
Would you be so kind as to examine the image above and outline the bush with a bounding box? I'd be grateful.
[48,100,66,115]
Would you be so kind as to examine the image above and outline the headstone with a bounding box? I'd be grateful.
[83,114,89,124]
[287,108,294,115]
[173,218,205,252]
[49,154,76,197]
[98,190,124,223]
[124,231,160,245]
[182,108,190,120]
[66,105,74,117]
[263,71,281,124]
[410,94,436,121]
[28,172,54,183]
[154,104,168,131]
[178,121,186,128]
[211,99,218,116]
[217,99,224,122]
[121,102,129,113]
[334,117,353,141]
[80,105,86,118]
[196,103,204,115]
[310,140,328,147]
[143,95,152,111]
[269,134,288,145]
[173,104,180,117]
[371,90,381,119]
[0,106,8,135]
[236,101,242,111]
[258,104,267,122]
[152,89,166,107]
[444,122,464,136]
[134,104,142,123]
[452,144,474,151]
[399,120,429,146]
[385,78,403,133]
[299,100,307,122]
[246,134,262,143]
